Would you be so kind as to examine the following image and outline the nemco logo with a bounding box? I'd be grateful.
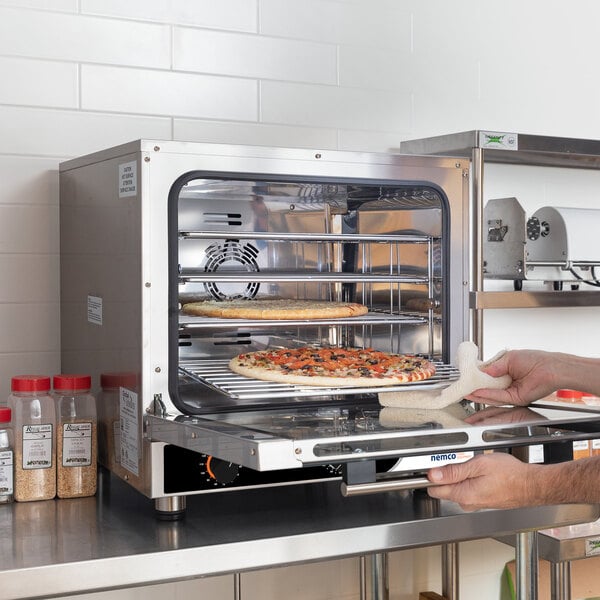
[430,453,457,462]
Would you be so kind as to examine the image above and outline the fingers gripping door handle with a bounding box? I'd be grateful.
[341,462,440,497]
[341,476,437,497]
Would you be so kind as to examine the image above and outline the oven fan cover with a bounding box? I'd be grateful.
[202,239,260,300]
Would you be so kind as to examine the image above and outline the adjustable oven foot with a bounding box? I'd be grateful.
[154,495,187,520]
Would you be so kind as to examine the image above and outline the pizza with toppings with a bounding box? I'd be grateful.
[228,347,436,387]
[182,298,368,320]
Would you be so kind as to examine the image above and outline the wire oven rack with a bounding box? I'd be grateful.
[179,359,460,400]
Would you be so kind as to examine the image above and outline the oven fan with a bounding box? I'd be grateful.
[202,239,260,300]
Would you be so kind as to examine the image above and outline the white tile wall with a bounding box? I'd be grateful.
[0,56,78,108]
[81,0,258,33]
[0,106,171,156]
[81,64,258,120]
[260,81,411,131]
[174,118,338,149]
[174,28,337,84]
[0,7,171,68]
[8,0,600,598]
[260,0,410,47]
[0,0,76,11]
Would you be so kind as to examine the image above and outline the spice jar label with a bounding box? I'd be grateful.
[61,423,92,467]
[0,450,14,494]
[22,424,53,469]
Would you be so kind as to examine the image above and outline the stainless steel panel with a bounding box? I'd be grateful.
[146,402,600,471]
[1,471,598,600]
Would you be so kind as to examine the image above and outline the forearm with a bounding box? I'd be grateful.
[546,353,600,396]
[527,456,600,505]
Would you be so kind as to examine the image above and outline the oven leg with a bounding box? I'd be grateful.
[550,560,570,600]
[442,542,459,599]
[516,530,538,600]
[360,553,389,600]
[154,495,186,520]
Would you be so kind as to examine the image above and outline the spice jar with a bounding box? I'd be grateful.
[54,374,97,498]
[98,372,137,470]
[0,407,14,503]
[9,375,56,501]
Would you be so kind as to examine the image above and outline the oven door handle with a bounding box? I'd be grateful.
[340,476,438,497]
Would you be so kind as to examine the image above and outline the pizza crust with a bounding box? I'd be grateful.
[183,298,368,320]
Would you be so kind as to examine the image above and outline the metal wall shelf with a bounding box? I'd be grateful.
[471,290,600,310]
[400,130,600,348]
[400,130,600,170]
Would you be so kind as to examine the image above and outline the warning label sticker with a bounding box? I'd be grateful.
[118,161,137,198]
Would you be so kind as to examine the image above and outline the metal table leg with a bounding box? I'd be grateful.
[516,531,538,600]
[233,572,241,600]
[442,542,459,600]
[550,561,571,600]
[360,553,389,600]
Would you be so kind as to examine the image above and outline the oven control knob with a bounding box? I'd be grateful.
[201,455,241,486]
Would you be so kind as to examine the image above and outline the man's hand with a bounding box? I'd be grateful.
[427,453,536,511]
[467,349,565,406]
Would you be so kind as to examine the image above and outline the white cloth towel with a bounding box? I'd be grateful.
[378,341,512,409]
[379,403,470,429]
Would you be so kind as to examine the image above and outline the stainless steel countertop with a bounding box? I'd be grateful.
[1,469,598,600]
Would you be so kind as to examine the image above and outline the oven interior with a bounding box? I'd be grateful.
[168,176,454,415]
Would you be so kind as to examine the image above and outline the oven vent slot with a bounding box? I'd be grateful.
[212,332,253,346]
[203,212,243,226]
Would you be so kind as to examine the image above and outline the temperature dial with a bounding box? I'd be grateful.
[200,455,241,487]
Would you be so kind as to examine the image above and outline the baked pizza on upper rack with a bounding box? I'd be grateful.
[228,346,436,387]
[181,298,368,320]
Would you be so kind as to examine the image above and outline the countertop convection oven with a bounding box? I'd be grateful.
[59,140,600,517]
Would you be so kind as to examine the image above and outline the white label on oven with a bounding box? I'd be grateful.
[87,295,103,326]
[120,387,139,476]
[118,161,137,198]
[479,130,518,150]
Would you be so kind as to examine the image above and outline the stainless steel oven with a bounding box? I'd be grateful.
[59,140,600,516]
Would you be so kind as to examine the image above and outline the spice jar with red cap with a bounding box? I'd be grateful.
[0,406,14,503]
[53,374,97,498]
[9,375,56,501]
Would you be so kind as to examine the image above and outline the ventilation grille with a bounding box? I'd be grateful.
[202,239,260,300]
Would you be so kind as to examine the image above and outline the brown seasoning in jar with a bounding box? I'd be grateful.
[57,420,97,498]
[10,375,56,502]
